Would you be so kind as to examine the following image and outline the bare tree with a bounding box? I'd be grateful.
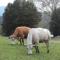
[37,0,60,13]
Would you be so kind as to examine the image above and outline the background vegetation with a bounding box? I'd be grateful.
[2,0,41,36]
[50,8,60,36]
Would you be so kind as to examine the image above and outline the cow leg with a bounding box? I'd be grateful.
[44,40,49,53]
[18,37,22,45]
[34,45,40,53]
[22,38,24,45]
[21,39,22,45]
[19,38,22,45]
[21,35,24,45]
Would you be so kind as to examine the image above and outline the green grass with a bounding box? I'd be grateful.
[0,35,60,60]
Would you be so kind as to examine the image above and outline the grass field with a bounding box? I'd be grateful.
[0,35,60,60]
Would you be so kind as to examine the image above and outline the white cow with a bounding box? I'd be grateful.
[27,28,53,54]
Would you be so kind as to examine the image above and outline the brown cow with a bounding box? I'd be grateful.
[9,26,31,45]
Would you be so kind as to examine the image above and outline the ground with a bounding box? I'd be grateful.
[0,35,60,60]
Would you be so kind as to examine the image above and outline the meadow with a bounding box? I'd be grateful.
[0,35,60,60]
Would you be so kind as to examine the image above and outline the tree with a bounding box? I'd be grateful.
[50,8,60,36]
[34,0,60,33]
[36,0,60,13]
[2,3,13,35]
[2,0,41,36]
